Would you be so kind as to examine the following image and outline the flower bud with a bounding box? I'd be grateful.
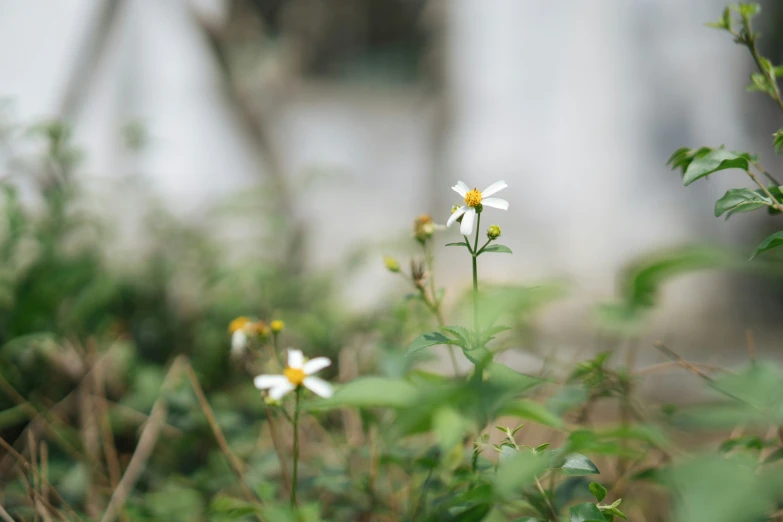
[414,214,435,243]
[384,256,400,273]
[487,225,501,240]
[270,319,285,334]
[451,205,464,223]
[252,321,270,339]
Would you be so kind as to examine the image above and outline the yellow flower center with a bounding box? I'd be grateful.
[270,320,285,333]
[283,367,306,386]
[229,316,250,333]
[464,188,482,207]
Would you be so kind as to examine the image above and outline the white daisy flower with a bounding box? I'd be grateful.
[228,316,270,358]
[446,180,509,236]
[253,349,333,400]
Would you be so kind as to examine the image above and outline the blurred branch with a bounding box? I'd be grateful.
[58,0,128,120]
[100,356,186,522]
[0,437,81,521]
[185,363,266,519]
[188,5,306,276]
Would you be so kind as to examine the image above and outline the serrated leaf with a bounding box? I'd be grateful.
[559,453,600,476]
[750,231,783,260]
[569,502,608,522]
[405,331,460,357]
[682,148,753,186]
[442,325,472,346]
[589,482,607,502]
[481,244,512,254]
[714,188,772,217]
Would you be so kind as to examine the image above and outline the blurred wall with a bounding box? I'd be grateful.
[0,0,780,363]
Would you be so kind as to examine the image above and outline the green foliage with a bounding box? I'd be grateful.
[589,482,607,502]
[714,187,773,217]
[750,230,783,259]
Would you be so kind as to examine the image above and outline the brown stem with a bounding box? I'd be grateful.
[184,364,265,519]
[100,357,188,522]
[0,437,81,521]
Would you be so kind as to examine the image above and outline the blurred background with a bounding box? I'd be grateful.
[1,0,783,374]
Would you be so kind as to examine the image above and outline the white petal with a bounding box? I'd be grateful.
[253,374,288,390]
[268,382,296,400]
[303,357,331,375]
[460,208,476,236]
[452,181,469,197]
[287,349,304,369]
[481,180,507,198]
[231,331,247,356]
[303,376,333,398]
[446,206,467,228]
[481,197,509,210]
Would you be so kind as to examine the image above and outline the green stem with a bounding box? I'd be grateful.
[272,333,283,367]
[472,212,481,334]
[291,387,302,508]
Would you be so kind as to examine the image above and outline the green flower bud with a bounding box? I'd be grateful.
[487,225,501,240]
[384,256,400,273]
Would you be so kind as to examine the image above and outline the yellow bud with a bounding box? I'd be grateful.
[487,225,501,240]
[270,320,285,333]
[228,316,250,333]
[384,256,400,273]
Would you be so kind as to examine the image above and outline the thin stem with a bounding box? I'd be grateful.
[471,212,481,334]
[423,240,458,375]
[272,333,283,367]
[753,162,782,186]
[264,406,291,492]
[291,387,302,508]
[535,476,558,522]
[746,169,783,213]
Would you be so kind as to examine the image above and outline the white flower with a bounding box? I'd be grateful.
[231,330,248,357]
[228,316,269,358]
[447,180,509,236]
[253,349,333,400]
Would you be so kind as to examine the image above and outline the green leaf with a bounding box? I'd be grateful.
[589,482,607,502]
[499,399,564,429]
[442,325,472,347]
[446,242,469,247]
[773,129,783,154]
[405,331,460,357]
[602,506,627,520]
[682,148,753,186]
[731,2,761,20]
[706,6,731,29]
[484,363,543,394]
[750,231,783,259]
[463,345,492,366]
[308,377,417,410]
[714,188,772,217]
[747,72,772,94]
[452,504,491,522]
[433,407,470,452]
[494,451,552,500]
[569,503,608,522]
[559,453,600,476]
[481,244,512,254]
[667,146,714,176]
